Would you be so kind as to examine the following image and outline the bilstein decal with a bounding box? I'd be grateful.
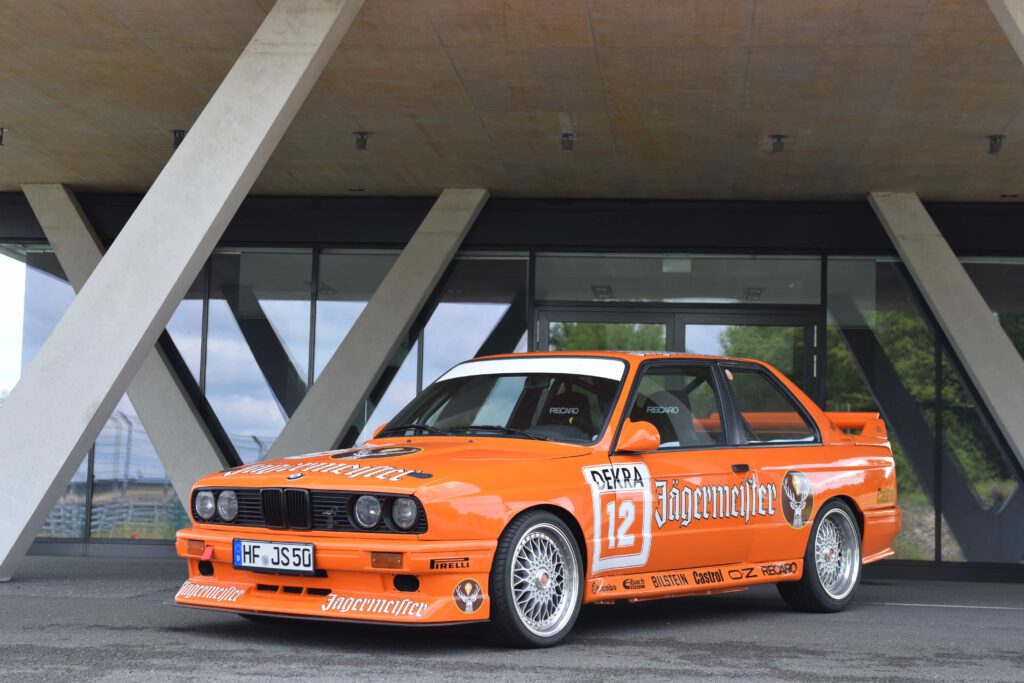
[654,474,777,529]
[781,471,814,529]
[222,462,431,481]
[321,594,428,618]
[176,581,245,603]
[650,573,688,589]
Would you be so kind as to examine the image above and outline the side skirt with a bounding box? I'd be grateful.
[584,559,804,604]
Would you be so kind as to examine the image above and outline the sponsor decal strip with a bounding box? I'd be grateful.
[586,561,804,599]
[223,461,428,481]
[176,581,246,603]
[321,594,429,618]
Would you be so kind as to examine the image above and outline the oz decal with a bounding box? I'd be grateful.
[583,464,652,574]
[781,471,814,529]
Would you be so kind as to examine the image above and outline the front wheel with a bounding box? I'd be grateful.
[488,511,583,648]
[778,499,862,612]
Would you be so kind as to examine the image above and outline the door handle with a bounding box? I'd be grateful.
[731,463,750,474]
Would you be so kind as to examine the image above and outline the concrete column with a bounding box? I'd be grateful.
[264,188,489,459]
[987,1,1024,65]
[0,0,364,581]
[22,183,231,508]
[869,192,1024,472]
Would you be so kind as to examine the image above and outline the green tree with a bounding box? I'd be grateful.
[548,322,665,352]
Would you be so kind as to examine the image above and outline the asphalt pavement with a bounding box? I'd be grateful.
[0,556,1021,682]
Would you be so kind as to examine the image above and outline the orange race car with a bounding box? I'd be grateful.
[174,351,900,647]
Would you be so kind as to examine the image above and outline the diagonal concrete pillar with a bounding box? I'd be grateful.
[987,1,1024,65]
[263,188,489,459]
[22,183,231,508]
[869,192,1024,473]
[0,0,364,581]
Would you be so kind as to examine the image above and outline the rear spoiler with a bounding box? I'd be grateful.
[825,412,888,441]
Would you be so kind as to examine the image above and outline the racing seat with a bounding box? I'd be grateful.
[537,391,596,439]
[635,390,713,448]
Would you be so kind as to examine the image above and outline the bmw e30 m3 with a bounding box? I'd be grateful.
[174,351,900,647]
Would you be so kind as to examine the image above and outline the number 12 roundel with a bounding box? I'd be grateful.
[583,463,653,574]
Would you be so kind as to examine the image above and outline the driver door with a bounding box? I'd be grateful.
[610,361,755,574]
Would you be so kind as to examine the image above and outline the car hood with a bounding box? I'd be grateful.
[203,437,593,494]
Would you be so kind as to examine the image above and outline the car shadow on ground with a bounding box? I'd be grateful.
[163,589,792,651]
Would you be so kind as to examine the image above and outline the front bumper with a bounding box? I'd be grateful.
[174,526,495,624]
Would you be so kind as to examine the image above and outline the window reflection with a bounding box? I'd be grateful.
[315,250,398,379]
[206,250,312,461]
[422,256,528,385]
[537,253,820,304]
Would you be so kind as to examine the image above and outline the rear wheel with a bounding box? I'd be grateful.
[778,499,861,612]
[489,510,582,648]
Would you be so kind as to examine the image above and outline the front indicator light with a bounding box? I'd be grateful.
[353,495,382,529]
[186,540,206,556]
[195,491,216,520]
[371,552,403,569]
[217,490,238,522]
[392,497,418,530]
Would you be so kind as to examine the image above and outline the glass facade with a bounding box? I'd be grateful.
[1,241,1020,567]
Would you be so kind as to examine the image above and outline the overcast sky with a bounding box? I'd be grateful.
[0,254,25,395]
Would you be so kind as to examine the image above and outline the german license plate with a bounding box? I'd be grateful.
[233,539,315,575]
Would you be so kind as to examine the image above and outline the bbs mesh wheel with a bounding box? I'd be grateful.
[778,499,862,612]
[489,510,582,648]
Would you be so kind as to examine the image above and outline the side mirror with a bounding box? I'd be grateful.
[372,423,388,439]
[617,419,660,453]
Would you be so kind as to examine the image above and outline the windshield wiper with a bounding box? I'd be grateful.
[378,423,449,437]
[448,425,549,441]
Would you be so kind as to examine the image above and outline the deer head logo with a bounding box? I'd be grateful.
[453,579,483,613]
[782,471,813,529]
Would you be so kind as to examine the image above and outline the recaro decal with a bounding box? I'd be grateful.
[646,406,680,414]
[549,406,580,415]
[760,562,798,577]
[583,464,653,574]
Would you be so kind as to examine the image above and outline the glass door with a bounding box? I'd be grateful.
[538,309,674,353]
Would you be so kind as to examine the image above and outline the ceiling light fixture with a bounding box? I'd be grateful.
[770,134,786,153]
[561,132,575,152]
[353,131,369,151]
[172,129,187,149]
[988,134,1004,155]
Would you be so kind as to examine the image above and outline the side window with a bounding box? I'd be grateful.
[627,364,725,448]
[725,367,817,444]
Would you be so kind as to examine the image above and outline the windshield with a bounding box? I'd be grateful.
[382,358,626,444]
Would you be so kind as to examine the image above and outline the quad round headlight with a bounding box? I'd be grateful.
[391,497,418,530]
[217,490,238,522]
[195,490,216,521]
[353,495,382,529]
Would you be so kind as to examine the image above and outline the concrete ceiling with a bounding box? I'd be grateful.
[2,0,1024,201]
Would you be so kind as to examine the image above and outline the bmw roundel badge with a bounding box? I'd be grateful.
[287,473,304,480]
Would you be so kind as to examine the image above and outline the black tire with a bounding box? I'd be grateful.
[778,499,862,613]
[489,510,583,648]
